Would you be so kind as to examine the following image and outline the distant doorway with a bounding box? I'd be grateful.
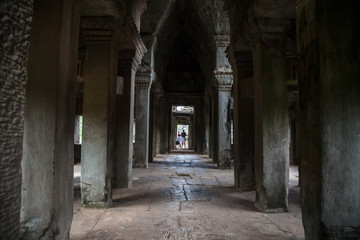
[177,124,189,149]
[171,105,194,151]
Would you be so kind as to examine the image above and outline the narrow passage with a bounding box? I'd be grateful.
[71,154,303,240]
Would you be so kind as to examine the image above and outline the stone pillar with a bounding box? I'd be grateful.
[252,19,290,212]
[159,99,170,153]
[194,101,205,153]
[232,49,255,191]
[134,67,152,168]
[211,87,219,163]
[0,1,32,239]
[20,0,80,238]
[80,17,118,208]
[151,85,164,159]
[114,53,136,188]
[203,90,211,156]
[297,1,360,239]
[214,35,233,169]
[114,20,146,188]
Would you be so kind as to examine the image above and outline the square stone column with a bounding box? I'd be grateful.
[150,85,164,160]
[80,17,118,208]
[134,67,153,168]
[297,1,360,239]
[114,53,136,188]
[251,19,290,212]
[235,78,255,190]
[20,0,80,238]
[114,20,146,187]
[214,35,234,169]
[228,45,256,191]
[203,89,212,157]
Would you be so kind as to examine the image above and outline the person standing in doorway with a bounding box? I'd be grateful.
[176,133,183,150]
[181,129,187,149]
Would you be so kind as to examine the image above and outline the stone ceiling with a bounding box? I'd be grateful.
[141,0,230,91]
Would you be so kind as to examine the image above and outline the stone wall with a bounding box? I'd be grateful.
[0,0,33,239]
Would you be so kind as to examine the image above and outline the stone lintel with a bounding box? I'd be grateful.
[80,16,118,43]
[256,17,292,34]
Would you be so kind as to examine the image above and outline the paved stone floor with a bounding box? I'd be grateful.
[71,154,304,240]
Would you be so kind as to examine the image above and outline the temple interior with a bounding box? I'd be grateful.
[1,0,359,239]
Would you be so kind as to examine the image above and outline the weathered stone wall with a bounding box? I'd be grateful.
[0,1,33,239]
[20,0,80,238]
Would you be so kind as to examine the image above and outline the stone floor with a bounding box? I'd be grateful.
[71,154,304,240]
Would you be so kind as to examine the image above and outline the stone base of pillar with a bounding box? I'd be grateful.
[254,202,288,214]
[218,150,233,169]
[134,163,148,168]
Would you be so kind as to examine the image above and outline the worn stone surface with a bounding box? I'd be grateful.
[297,1,360,239]
[71,154,304,240]
[0,0,32,239]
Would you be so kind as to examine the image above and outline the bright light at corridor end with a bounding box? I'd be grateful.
[172,106,194,114]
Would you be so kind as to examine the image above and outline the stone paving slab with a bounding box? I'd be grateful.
[70,154,304,240]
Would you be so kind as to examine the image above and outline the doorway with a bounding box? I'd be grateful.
[177,124,189,149]
[171,105,194,151]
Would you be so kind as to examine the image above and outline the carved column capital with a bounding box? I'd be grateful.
[214,35,233,72]
[215,71,233,91]
[135,66,153,90]
[214,35,230,48]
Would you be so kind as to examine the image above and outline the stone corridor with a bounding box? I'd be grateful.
[71,154,304,240]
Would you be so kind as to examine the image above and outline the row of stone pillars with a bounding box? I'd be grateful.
[227,1,360,239]
[17,1,150,238]
[81,18,149,205]
[226,17,294,213]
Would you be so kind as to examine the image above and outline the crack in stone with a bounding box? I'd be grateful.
[182,185,188,201]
